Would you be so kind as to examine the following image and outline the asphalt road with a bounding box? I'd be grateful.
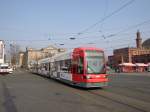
[0,70,150,112]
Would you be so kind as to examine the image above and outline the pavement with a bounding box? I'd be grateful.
[0,69,150,112]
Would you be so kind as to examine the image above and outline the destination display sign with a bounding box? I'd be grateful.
[85,50,104,57]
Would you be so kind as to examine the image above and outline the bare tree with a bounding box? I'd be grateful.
[10,43,21,66]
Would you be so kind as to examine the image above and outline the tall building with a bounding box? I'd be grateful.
[0,40,5,64]
[136,30,142,49]
[108,31,150,67]
[19,52,26,68]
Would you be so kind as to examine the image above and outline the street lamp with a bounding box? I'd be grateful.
[69,37,76,40]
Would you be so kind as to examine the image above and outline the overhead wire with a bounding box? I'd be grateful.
[76,0,135,36]
[105,19,150,39]
[4,0,150,52]
[3,26,150,45]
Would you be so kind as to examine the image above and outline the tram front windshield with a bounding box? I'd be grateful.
[86,50,105,74]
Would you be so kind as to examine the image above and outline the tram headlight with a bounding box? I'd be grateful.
[104,75,108,78]
[86,75,91,79]
[83,75,91,79]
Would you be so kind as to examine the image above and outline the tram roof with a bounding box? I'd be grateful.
[38,51,72,63]
[74,47,104,51]
[54,51,72,61]
[38,57,51,64]
[37,47,104,63]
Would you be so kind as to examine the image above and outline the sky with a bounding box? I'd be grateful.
[0,0,150,56]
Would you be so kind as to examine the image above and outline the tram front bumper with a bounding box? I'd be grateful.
[76,82,108,88]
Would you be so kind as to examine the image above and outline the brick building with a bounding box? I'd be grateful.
[108,31,150,68]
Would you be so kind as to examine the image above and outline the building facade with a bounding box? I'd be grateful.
[0,40,5,64]
[19,52,26,68]
[108,31,150,68]
[19,45,66,68]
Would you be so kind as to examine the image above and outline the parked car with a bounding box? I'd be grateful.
[0,63,13,74]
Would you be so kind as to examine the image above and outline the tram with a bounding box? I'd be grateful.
[31,47,108,88]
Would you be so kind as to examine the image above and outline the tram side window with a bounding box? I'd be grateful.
[77,57,83,74]
[54,62,57,71]
[49,63,51,71]
[46,63,49,71]
[50,62,55,71]
[60,59,71,73]
[44,64,47,71]
[55,61,60,71]
[65,59,71,72]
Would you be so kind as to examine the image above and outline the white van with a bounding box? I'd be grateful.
[0,63,13,74]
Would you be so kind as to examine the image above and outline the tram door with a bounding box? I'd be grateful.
[72,55,84,82]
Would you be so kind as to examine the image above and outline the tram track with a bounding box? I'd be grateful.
[105,86,150,103]
[86,89,150,112]
[29,72,150,112]
[40,76,150,112]
[109,84,150,95]
[66,85,148,112]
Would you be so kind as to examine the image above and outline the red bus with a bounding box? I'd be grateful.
[33,47,108,88]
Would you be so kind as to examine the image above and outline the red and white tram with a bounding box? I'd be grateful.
[32,47,108,88]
